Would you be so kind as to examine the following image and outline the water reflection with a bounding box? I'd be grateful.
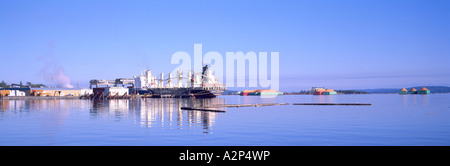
[400,94,430,107]
[1,98,225,134]
[91,98,225,134]
[0,99,89,112]
[315,95,335,103]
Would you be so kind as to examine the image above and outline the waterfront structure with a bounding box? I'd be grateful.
[399,88,408,94]
[89,79,134,89]
[310,87,326,95]
[1,90,9,96]
[134,70,157,89]
[104,87,129,97]
[29,88,84,96]
[89,79,116,89]
[313,88,326,95]
[241,90,257,96]
[7,90,25,96]
[80,89,93,96]
[409,88,418,94]
[1,87,84,97]
[89,64,225,98]
[419,87,430,94]
[147,65,225,98]
[91,87,129,98]
[322,89,337,95]
[130,65,224,98]
[311,87,336,95]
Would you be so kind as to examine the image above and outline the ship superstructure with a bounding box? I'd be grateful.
[133,65,226,98]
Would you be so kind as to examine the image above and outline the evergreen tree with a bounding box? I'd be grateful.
[0,80,8,88]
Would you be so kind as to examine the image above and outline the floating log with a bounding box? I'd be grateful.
[180,107,226,112]
[292,103,371,106]
[211,103,290,108]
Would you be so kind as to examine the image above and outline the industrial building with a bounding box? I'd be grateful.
[0,87,92,97]
[92,87,129,98]
[313,88,326,95]
[28,88,87,96]
[311,87,336,95]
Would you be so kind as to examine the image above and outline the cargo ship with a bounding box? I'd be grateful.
[134,65,226,98]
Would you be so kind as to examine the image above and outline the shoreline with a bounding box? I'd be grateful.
[1,93,446,100]
[0,96,82,100]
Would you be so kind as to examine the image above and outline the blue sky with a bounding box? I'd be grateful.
[1,0,449,91]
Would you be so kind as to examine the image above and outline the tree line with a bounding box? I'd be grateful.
[0,80,46,88]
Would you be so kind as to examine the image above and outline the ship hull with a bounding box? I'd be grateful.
[149,88,225,98]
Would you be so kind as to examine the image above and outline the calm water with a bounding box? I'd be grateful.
[1,94,449,146]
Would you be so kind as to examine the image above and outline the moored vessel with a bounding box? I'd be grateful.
[135,65,226,98]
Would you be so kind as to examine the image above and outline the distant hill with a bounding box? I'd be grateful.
[356,86,450,94]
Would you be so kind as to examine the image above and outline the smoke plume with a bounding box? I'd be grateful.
[39,41,75,88]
